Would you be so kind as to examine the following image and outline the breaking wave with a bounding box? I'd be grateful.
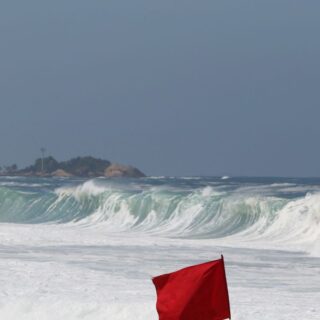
[0,179,319,255]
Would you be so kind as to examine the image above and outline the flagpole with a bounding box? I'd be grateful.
[221,255,231,320]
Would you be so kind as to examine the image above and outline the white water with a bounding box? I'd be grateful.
[0,177,319,319]
[0,223,319,320]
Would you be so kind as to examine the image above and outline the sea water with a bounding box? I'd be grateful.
[0,176,319,319]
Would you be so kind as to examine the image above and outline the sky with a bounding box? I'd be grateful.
[0,0,319,177]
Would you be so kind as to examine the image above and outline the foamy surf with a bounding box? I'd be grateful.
[0,176,319,319]
[0,177,318,256]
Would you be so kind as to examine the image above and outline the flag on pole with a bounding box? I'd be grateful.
[152,256,231,320]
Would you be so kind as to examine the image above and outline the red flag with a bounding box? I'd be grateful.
[152,256,231,320]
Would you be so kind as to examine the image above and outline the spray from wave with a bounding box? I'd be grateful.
[0,178,319,256]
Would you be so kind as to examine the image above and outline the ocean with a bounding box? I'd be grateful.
[0,176,319,319]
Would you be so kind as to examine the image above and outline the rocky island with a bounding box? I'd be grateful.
[0,156,146,178]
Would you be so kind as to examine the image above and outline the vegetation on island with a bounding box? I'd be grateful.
[0,156,145,178]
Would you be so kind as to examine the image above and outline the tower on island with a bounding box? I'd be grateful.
[40,147,46,173]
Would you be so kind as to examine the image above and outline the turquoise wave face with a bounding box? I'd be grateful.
[0,178,283,228]
[0,176,319,253]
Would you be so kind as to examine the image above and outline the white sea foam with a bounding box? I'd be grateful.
[0,223,318,320]
[0,177,320,319]
[55,179,109,198]
[1,178,319,256]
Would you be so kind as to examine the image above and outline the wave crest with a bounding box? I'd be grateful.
[0,179,319,255]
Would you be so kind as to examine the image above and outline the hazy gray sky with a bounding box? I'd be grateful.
[0,1,319,176]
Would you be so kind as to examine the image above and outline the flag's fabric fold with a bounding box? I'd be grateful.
[152,256,231,320]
